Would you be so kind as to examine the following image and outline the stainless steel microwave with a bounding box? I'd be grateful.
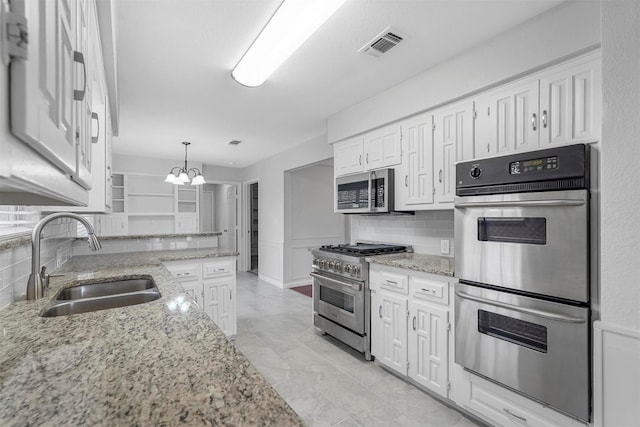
[335,169,394,214]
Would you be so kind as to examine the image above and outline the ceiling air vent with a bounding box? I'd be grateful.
[228,140,242,145]
[358,27,404,58]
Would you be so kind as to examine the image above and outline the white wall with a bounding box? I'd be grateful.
[283,162,345,287]
[327,0,600,143]
[350,211,454,256]
[594,3,640,426]
[242,134,334,286]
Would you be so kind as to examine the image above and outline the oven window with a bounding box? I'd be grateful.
[337,181,369,209]
[478,310,548,353]
[478,217,546,245]
[320,286,355,313]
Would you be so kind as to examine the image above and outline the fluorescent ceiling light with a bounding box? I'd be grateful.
[232,0,346,87]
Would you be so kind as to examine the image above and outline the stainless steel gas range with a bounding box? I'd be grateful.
[311,243,408,360]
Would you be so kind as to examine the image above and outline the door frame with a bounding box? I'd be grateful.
[243,178,259,272]
[199,179,242,267]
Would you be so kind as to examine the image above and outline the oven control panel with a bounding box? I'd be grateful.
[313,257,361,278]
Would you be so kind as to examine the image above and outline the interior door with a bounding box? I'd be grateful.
[218,185,237,251]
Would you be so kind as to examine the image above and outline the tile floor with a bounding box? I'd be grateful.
[233,272,480,427]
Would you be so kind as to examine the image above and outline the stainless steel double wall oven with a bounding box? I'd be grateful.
[454,144,591,422]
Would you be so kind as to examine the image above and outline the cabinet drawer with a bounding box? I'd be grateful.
[379,270,409,295]
[203,260,233,278]
[164,263,201,282]
[410,276,449,305]
[466,374,586,427]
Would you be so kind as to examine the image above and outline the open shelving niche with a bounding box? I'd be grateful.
[98,172,200,235]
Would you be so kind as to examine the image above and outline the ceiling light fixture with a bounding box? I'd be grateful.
[231,0,346,87]
[164,142,206,186]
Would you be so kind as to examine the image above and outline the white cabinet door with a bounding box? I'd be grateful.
[181,281,203,308]
[433,100,474,204]
[73,0,92,189]
[377,291,408,376]
[364,125,402,170]
[334,137,364,176]
[408,300,449,398]
[10,0,78,176]
[204,277,235,336]
[176,213,198,233]
[396,113,434,210]
[539,54,601,147]
[475,79,539,158]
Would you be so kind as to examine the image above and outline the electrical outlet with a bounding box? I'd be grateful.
[440,239,450,255]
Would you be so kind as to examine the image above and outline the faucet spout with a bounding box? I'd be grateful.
[26,212,102,300]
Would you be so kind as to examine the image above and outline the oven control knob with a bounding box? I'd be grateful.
[353,265,360,275]
[334,262,341,271]
[319,259,326,267]
[345,265,353,273]
[329,261,335,269]
[469,165,482,179]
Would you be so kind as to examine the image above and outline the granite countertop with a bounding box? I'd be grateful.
[0,249,302,426]
[77,231,223,241]
[366,253,455,277]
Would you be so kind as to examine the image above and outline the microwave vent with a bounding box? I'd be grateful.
[358,27,404,57]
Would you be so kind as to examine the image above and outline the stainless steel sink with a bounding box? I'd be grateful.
[41,278,161,317]
[56,278,156,300]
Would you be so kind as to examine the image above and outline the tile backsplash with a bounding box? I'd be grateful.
[71,235,219,256]
[349,210,454,256]
[0,218,76,308]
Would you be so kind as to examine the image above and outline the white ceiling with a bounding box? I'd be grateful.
[113,0,565,168]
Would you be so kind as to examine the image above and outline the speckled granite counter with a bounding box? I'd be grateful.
[366,253,455,277]
[0,249,303,426]
[77,231,223,241]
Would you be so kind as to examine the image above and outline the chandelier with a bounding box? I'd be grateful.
[164,142,206,186]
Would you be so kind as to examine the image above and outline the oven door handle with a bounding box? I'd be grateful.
[455,199,586,209]
[310,273,363,292]
[455,290,587,323]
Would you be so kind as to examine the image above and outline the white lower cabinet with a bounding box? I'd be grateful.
[457,371,586,427]
[370,264,453,398]
[163,257,236,337]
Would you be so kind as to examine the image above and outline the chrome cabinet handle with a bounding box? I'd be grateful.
[359,155,362,165]
[91,112,100,144]
[531,113,537,131]
[73,51,87,101]
[455,290,587,323]
[379,305,382,318]
[405,175,408,187]
[366,153,369,164]
[106,165,112,182]
[486,144,490,153]
[503,408,527,422]
[542,110,548,128]
[438,169,443,183]
[412,316,417,331]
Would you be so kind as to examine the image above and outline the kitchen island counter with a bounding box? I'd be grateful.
[0,249,302,426]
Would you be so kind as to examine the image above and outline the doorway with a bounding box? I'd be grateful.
[198,182,238,251]
[249,182,259,275]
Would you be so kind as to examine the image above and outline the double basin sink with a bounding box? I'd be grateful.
[42,277,162,317]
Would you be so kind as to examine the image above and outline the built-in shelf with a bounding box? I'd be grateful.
[128,193,175,197]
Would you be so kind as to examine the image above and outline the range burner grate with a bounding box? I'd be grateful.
[319,243,407,256]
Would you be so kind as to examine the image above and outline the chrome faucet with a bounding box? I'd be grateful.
[26,212,102,300]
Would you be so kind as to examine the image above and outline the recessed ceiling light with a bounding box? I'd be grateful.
[231,0,347,87]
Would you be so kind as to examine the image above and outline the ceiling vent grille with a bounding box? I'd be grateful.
[228,140,242,145]
[358,27,404,57]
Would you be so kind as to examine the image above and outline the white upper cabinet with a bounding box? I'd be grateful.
[474,52,601,158]
[10,0,78,177]
[396,113,434,210]
[334,136,364,176]
[475,79,539,158]
[363,124,402,170]
[539,53,601,147]
[433,100,474,205]
[3,0,114,206]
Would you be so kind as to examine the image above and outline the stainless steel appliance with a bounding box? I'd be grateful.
[335,169,394,214]
[454,144,591,422]
[311,243,408,360]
